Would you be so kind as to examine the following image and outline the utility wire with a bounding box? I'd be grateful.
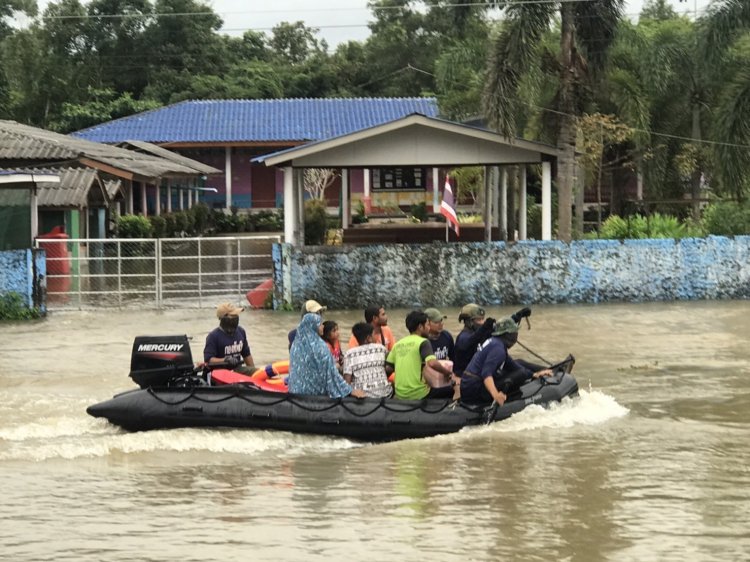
[404,64,750,150]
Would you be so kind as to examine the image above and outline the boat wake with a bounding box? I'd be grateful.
[474,387,628,435]
[0,418,361,462]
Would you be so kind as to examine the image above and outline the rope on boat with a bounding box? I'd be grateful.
[146,385,489,417]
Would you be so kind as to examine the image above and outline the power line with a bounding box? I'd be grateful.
[30,0,605,21]
[405,64,750,150]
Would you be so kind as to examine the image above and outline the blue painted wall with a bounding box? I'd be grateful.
[273,236,750,309]
[0,249,46,312]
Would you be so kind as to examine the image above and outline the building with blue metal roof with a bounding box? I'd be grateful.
[73,98,440,210]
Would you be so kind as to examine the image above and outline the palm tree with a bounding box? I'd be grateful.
[483,0,624,241]
[702,0,750,199]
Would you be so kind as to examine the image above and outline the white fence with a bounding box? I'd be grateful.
[35,236,280,310]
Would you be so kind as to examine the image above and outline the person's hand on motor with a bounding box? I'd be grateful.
[224,355,240,367]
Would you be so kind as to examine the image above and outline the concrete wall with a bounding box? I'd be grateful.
[273,236,750,309]
[0,249,46,312]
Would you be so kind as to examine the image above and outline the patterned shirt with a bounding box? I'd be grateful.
[343,343,392,398]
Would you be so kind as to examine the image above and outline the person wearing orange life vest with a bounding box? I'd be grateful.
[347,304,396,352]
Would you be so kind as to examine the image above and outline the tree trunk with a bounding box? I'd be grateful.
[557,4,577,242]
[690,104,702,221]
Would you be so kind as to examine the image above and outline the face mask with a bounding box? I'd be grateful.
[502,332,518,348]
[220,315,239,334]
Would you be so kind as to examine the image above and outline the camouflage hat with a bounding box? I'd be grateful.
[425,308,447,322]
[458,303,486,321]
[492,317,519,336]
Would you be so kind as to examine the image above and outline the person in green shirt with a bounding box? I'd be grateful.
[386,310,456,400]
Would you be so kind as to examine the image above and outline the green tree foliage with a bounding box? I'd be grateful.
[701,201,750,235]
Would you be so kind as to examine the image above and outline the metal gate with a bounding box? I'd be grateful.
[35,236,280,310]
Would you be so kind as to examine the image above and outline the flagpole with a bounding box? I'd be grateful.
[445,221,449,242]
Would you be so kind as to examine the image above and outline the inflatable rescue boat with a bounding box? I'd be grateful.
[87,335,579,441]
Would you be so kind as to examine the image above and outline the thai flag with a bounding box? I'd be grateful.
[440,175,460,236]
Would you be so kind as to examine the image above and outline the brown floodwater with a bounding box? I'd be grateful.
[1,301,749,561]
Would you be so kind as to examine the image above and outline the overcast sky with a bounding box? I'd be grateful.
[26,0,715,47]
[208,0,714,46]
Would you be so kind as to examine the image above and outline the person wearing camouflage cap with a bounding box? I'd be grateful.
[425,308,454,362]
[460,314,553,406]
[453,303,496,378]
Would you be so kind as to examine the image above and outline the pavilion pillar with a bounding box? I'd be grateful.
[500,167,508,240]
[363,168,372,214]
[432,167,440,213]
[283,166,295,245]
[166,179,172,213]
[296,168,305,246]
[542,161,552,240]
[483,167,491,242]
[225,147,232,210]
[519,167,528,240]
[341,168,350,229]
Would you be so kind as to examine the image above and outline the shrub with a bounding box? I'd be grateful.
[191,203,211,234]
[0,292,40,320]
[305,199,328,245]
[148,215,167,238]
[702,201,750,235]
[255,210,283,231]
[410,202,428,223]
[116,214,152,238]
[593,212,700,240]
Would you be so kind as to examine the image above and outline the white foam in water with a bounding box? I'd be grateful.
[0,389,626,461]
[480,388,629,434]
[0,417,362,462]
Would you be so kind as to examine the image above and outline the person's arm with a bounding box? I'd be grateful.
[241,332,255,369]
[204,332,226,364]
[483,376,507,405]
[342,351,353,384]
[467,318,495,349]
[532,368,554,378]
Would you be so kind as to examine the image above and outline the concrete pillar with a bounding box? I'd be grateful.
[225,146,232,210]
[500,168,508,240]
[283,167,294,245]
[30,185,38,240]
[432,167,440,213]
[341,169,349,230]
[126,181,134,214]
[519,166,528,240]
[295,168,305,246]
[542,161,552,241]
[166,179,172,213]
[155,181,161,216]
[363,168,372,214]
[483,167,491,242]
[140,182,148,217]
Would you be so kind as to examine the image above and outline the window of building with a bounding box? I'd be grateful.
[371,167,426,191]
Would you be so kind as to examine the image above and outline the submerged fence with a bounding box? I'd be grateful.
[36,236,280,310]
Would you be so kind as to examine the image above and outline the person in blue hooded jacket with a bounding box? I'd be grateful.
[288,313,365,399]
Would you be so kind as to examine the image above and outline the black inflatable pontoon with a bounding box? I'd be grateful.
[86,335,579,441]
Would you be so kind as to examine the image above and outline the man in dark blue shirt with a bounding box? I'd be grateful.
[453,303,495,377]
[204,302,254,374]
[460,317,552,405]
[425,307,455,362]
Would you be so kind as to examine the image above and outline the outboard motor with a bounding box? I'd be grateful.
[129,335,195,389]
